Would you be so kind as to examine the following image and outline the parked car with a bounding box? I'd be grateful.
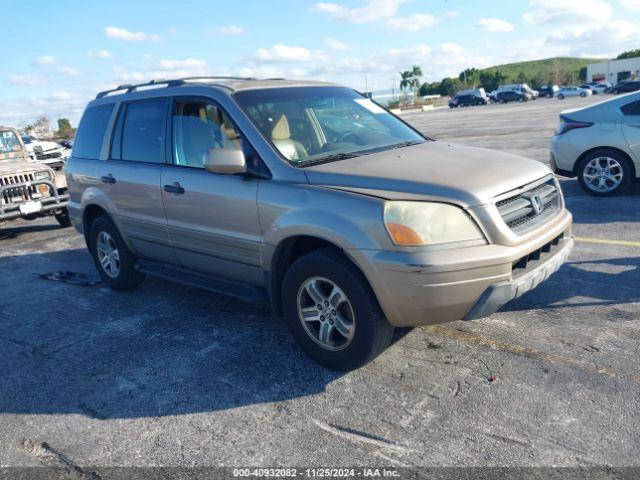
[583,82,611,94]
[551,91,640,196]
[488,90,499,103]
[21,134,69,172]
[497,90,531,103]
[1,127,70,226]
[556,86,592,99]
[67,77,573,370]
[449,93,487,108]
[538,85,560,98]
[498,84,538,99]
[611,80,640,95]
[58,139,74,149]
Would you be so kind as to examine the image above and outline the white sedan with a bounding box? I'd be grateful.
[557,86,592,99]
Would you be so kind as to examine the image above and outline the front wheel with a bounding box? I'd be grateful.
[557,94,564,100]
[55,209,72,228]
[89,216,144,290]
[580,92,587,97]
[281,249,394,371]
[577,149,633,196]
[612,89,619,94]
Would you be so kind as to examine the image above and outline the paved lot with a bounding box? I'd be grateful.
[1,96,639,469]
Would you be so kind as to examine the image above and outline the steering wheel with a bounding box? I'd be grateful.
[338,131,358,143]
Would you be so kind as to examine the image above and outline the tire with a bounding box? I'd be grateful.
[577,149,633,197]
[54,209,72,228]
[281,249,394,371]
[546,93,552,98]
[613,89,619,95]
[88,216,144,290]
[557,94,564,100]
[580,92,586,97]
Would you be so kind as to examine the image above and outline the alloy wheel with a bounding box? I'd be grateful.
[96,231,120,278]
[583,156,624,193]
[297,277,355,351]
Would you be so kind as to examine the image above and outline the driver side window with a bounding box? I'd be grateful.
[173,101,242,168]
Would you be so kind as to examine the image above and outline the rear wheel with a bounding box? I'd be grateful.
[281,249,394,371]
[577,149,633,196]
[89,216,144,290]
[580,92,587,97]
[557,94,565,100]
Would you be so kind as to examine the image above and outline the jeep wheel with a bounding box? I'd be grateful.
[89,216,143,290]
[282,249,394,371]
[577,149,632,197]
[55,209,72,228]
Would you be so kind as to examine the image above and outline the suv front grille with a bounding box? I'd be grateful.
[36,150,62,160]
[0,173,37,205]
[496,177,560,234]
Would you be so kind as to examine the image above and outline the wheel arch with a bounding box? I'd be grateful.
[574,146,637,179]
[268,235,373,317]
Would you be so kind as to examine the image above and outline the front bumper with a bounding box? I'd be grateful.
[355,210,573,327]
[0,180,70,221]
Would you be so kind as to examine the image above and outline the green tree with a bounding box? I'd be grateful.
[57,118,74,139]
[617,49,640,60]
[399,71,412,93]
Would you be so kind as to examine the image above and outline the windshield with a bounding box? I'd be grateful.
[234,86,425,165]
[1,131,23,155]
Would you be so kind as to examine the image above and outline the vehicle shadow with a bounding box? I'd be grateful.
[0,248,343,420]
[559,178,640,226]
[0,222,62,240]
[501,256,640,312]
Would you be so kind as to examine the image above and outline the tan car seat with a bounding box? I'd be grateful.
[270,114,308,161]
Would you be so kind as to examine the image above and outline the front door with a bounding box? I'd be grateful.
[161,98,263,286]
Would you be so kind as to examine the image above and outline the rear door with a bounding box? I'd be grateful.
[161,97,263,285]
[102,97,177,263]
[621,100,640,165]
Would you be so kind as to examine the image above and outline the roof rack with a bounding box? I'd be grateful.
[95,76,258,99]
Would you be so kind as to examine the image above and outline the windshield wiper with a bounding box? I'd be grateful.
[297,152,360,167]
[390,140,423,149]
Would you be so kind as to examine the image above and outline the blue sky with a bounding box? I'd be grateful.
[2,0,640,127]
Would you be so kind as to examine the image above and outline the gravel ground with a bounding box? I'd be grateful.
[1,95,639,470]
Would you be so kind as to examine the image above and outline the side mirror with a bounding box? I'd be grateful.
[204,148,247,175]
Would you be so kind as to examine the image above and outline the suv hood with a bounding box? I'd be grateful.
[0,158,48,176]
[303,141,551,207]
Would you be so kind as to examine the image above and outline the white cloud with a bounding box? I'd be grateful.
[444,11,460,18]
[159,58,207,69]
[388,13,436,31]
[310,0,407,24]
[254,45,317,62]
[523,0,611,25]
[542,20,640,57]
[214,25,245,35]
[34,55,57,66]
[105,26,161,42]
[620,0,640,9]
[324,37,350,51]
[89,49,112,59]
[478,18,514,32]
[7,74,43,86]
[59,66,82,76]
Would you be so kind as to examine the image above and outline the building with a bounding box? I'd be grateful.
[587,57,640,84]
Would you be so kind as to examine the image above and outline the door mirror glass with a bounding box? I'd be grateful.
[204,148,247,175]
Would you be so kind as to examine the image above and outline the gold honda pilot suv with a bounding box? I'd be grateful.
[66,78,573,370]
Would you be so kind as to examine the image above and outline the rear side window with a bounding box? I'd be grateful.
[121,98,166,163]
[74,104,114,159]
[621,101,640,116]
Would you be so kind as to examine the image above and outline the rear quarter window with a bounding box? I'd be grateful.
[73,104,115,159]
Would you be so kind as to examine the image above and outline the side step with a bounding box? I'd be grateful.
[135,259,268,304]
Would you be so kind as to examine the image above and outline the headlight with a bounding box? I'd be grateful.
[34,171,51,181]
[384,201,485,246]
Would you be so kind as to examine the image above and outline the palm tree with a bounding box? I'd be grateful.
[410,65,423,98]
[399,71,412,93]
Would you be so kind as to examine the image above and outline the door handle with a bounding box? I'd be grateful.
[101,174,116,184]
[163,182,185,195]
